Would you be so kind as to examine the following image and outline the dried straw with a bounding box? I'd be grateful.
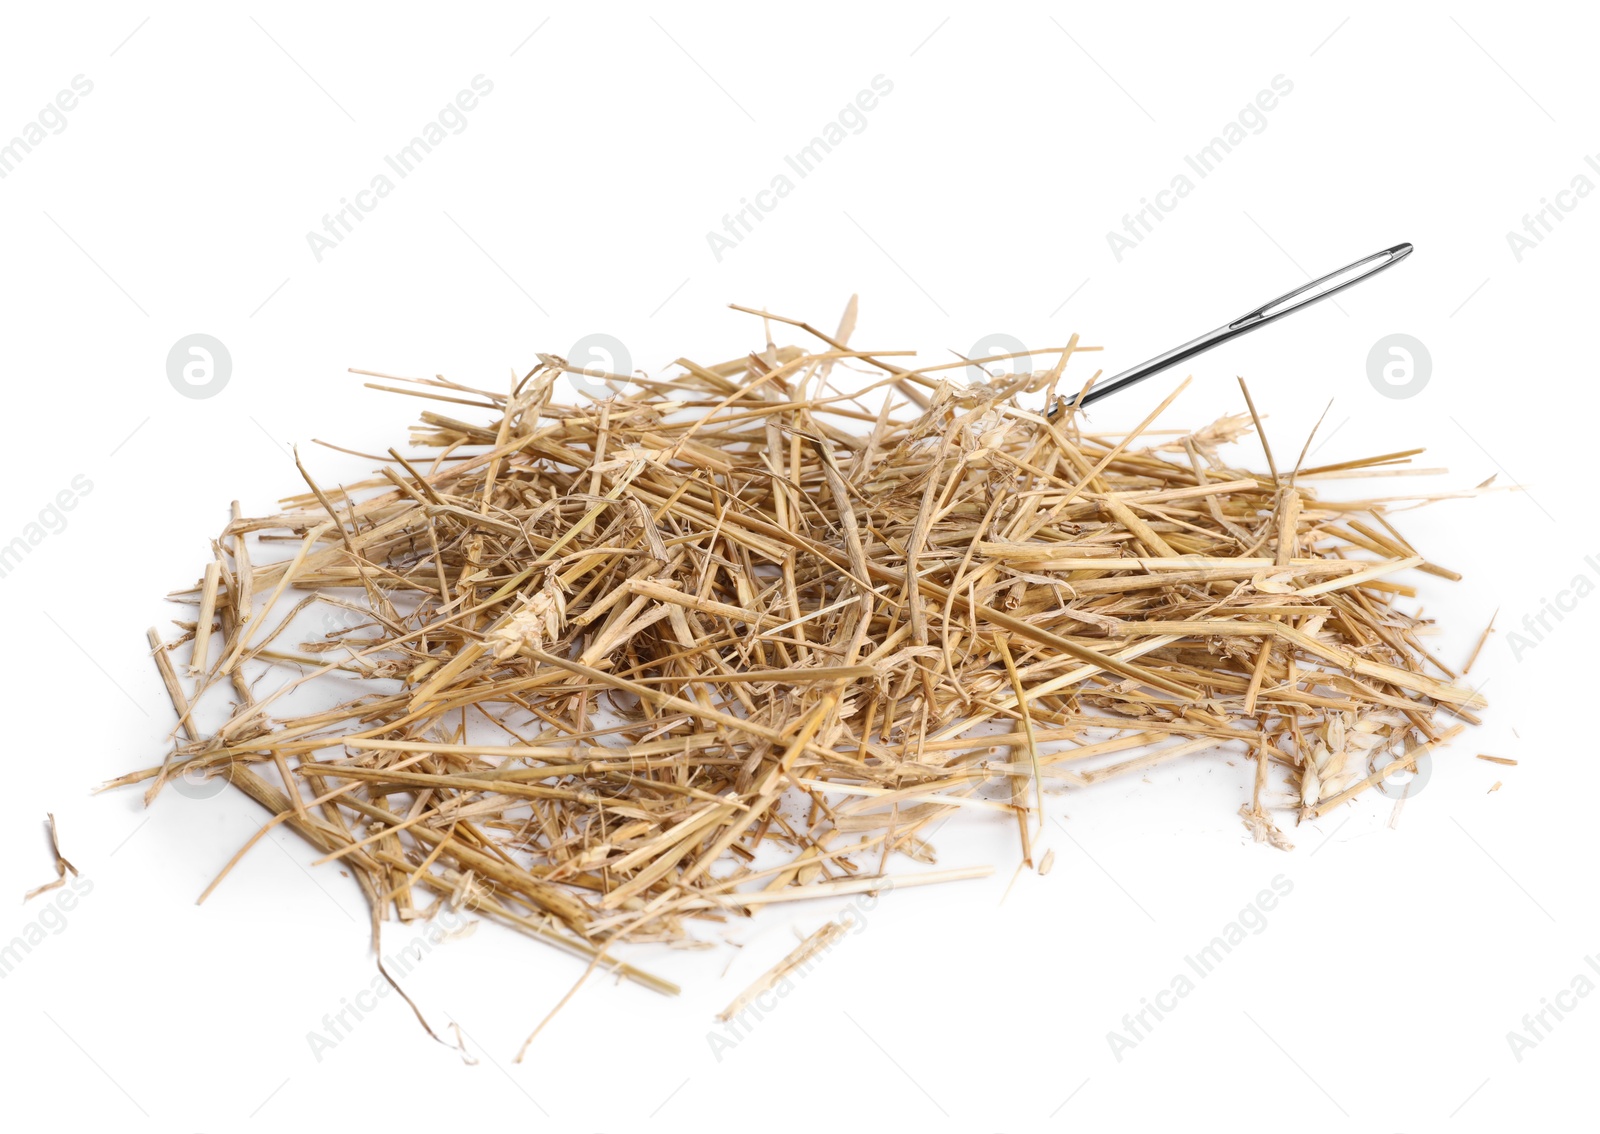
[111,306,1487,1048]
[24,813,77,902]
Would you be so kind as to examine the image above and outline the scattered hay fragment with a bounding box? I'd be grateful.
[24,814,77,903]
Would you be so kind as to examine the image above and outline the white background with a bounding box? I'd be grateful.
[0,3,1592,1131]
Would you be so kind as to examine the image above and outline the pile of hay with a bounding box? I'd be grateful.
[116,308,1485,1050]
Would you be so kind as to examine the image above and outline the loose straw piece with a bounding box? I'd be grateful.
[24,814,77,902]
